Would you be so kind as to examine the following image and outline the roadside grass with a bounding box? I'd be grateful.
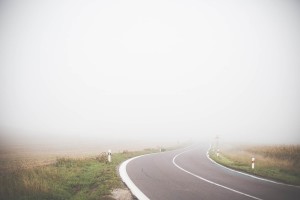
[0,148,159,200]
[209,145,300,185]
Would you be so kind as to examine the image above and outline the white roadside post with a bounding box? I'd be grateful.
[252,157,255,169]
[108,149,112,163]
[217,149,220,157]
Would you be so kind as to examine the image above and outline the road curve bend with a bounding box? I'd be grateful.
[119,144,300,200]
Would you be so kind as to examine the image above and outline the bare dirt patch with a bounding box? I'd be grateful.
[111,188,133,200]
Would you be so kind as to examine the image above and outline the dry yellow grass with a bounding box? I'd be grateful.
[210,144,300,185]
[0,147,164,200]
[245,145,300,169]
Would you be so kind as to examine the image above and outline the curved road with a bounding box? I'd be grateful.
[120,144,300,200]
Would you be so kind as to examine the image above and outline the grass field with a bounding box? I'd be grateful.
[0,148,161,200]
[209,144,300,185]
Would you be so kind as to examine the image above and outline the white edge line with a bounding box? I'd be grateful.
[119,145,194,200]
[206,145,300,188]
[172,147,263,200]
[119,155,150,200]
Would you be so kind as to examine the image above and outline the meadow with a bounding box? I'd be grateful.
[209,144,300,185]
[0,148,159,200]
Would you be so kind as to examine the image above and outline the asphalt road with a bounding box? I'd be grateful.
[121,144,300,200]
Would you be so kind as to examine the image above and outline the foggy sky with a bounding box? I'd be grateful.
[0,0,300,149]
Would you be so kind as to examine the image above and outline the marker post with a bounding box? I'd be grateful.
[251,157,255,169]
[108,149,112,163]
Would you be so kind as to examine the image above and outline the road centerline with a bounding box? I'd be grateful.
[172,147,263,200]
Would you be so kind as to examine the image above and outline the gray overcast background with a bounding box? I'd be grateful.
[0,0,300,150]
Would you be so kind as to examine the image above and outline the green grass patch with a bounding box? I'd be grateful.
[209,145,300,186]
[0,149,159,200]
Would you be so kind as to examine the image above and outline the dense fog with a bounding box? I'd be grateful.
[1,0,300,152]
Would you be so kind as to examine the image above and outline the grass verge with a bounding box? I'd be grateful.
[209,145,300,186]
[0,148,160,200]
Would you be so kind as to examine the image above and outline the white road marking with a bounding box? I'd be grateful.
[119,145,193,200]
[206,145,300,188]
[172,147,264,200]
[119,155,150,200]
